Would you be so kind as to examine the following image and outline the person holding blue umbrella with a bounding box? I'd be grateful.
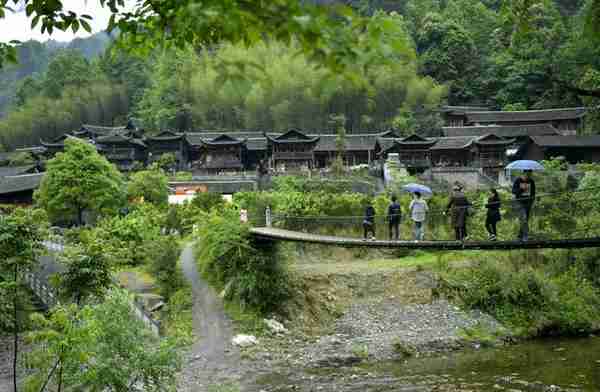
[510,162,539,241]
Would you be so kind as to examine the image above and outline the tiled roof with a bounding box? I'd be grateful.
[0,173,44,195]
[376,137,397,152]
[440,105,490,114]
[430,136,476,150]
[96,133,146,148]
[530,135,600,148]
[186,132,264,146]
[313,134,378,151]
[0,165,37,178]
[267,129,319,144]
[81,124,129,135]
[185,131,410,152]
[145,130,184,141]
[246,138,268,151]
[443,124,560,138]
[474,134,515,145]
[465,108,586,124]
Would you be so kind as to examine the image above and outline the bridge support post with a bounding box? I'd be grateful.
[266,206,272,227]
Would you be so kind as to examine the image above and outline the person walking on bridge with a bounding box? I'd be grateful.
[409,192,428,241]
[485,188,501,240]
[363,201,376,240]
[512,169,536,241]
[446,183,471,241]
[387,195,402,240]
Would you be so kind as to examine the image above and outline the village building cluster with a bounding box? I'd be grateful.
[0,106,597,203]
[37,106,592,173]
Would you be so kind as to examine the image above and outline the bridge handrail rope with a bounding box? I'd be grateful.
[268,187,600,221]
[260,187,600,244]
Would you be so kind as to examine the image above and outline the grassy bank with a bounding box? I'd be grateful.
[437,248,600,337]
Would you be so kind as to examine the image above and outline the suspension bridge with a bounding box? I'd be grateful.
[249,187,600,251]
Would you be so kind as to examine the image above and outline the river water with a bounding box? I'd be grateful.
[377,336,600,391]
[256,336,600,391]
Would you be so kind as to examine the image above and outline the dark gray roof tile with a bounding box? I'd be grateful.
[443,124,560,138]
[0,173,44,195]
[466,108,586,124]
[0,165,37,178]
[531,135,600,148]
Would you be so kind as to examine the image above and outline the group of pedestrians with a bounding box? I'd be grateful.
[362,170,536,242]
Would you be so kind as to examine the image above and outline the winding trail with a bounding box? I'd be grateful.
[178,243,242,391]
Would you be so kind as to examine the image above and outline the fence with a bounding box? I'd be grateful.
[23,271,58,309]
[36,238,161,337]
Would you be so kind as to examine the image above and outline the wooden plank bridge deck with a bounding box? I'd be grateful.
[250,227,600,250]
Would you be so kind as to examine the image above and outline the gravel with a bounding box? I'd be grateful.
[278,299,508,367]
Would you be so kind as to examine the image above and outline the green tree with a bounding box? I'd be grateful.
[0,208,46,392]
[146,235,183,300]
[41,50,94,98]
[25,290,183,392]
[127,168,169,207]
[151,152,177,172]
[57,237,114,304]
[417,13,479,104]
[191,192,226,212]
[0,0,414,75]
[34,138,126,225]
[139,37,443,132]
[330,114,347,175]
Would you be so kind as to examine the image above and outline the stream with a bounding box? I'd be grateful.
[255,336,600,391]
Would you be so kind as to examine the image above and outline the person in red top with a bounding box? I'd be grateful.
[512,170,536,241]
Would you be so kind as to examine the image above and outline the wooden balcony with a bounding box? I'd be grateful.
[202,159,244,169]
[398,154,431,168]
[104,151,134,160]
[478,158,507,168]
[273,152,314,160]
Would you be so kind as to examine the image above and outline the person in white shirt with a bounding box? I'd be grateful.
[409,191,428,241]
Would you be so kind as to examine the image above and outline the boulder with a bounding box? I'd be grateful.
[264,318,288,334]
[232,334,258,347]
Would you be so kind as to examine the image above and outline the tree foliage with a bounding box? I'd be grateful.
[127,168,169,207]
[34,138,126,225]
[24,290,183,391]
[138,39,444,133]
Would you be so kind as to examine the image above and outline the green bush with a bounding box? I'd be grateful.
[90,204,165,266]
[147,235,184,300]
[439,258,600,336]
[195,209,290,313]
[191,192,226,212]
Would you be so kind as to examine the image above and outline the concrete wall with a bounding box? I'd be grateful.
[169,180,258,195]
[422,167,498,190]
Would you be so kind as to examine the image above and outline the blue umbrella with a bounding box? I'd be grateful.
[402,183,433,196]
[506,160,544,171]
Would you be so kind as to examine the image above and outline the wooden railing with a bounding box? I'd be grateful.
[273,152,314,160]
[23,271,58,309]
[40,239,161,337]
[203,159,244,169]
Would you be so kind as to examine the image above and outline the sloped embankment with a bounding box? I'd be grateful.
[253,248,510,368]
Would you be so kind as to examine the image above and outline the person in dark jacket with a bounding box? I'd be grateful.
[363,202,376,240]
[387,195,402,240]
[485,188,501,240]
[446,183,471,241]
[512,169,536,241]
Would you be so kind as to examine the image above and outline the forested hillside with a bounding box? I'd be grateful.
[0,0,599,149]
[0,32,112,118]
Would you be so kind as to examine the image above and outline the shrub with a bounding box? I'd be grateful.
[147,235,184,299]
[439,258,600,336]
[195,209,290,313]
[191,192,226,212]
